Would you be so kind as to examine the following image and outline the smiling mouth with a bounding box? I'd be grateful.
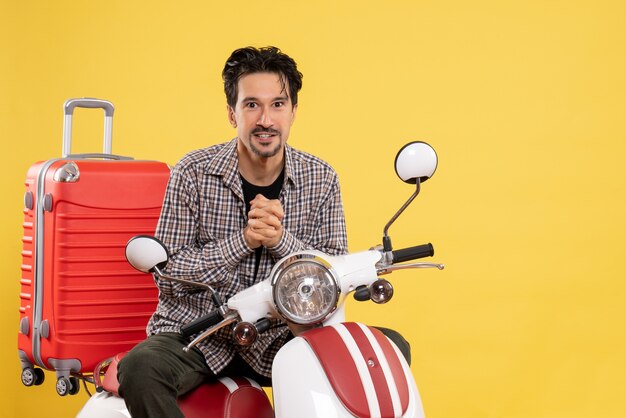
[247,132,282,157]
[252,129,281,144]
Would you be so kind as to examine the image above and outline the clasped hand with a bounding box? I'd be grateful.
[244,194,284,249]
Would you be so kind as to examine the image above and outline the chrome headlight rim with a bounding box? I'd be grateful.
[271,252,341,325]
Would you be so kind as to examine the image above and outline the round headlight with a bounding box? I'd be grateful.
[271,253,340,325]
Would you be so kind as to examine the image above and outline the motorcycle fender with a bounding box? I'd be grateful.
[272,324,425,418]
[76,391,130,418]
[272,336,350,418]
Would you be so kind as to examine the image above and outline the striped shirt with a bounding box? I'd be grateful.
[148,138,348,377]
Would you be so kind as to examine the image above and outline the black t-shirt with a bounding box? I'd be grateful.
[240,169,285,279]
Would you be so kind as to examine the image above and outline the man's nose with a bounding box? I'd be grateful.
[258,108,273,127]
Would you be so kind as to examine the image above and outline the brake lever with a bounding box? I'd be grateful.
[377,262,445,275]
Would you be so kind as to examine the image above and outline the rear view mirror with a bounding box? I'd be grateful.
[125,235,169,273]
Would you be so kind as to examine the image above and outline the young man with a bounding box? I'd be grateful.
[117,46,409,417]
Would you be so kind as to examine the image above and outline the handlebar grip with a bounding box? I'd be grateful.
[392,243,434,263]
[181,310,224,339]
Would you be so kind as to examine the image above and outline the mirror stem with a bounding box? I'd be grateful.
[152,265,223,306]
[382,179,421,251]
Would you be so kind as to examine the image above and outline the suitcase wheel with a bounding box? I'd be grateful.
[56,376,80,396]
[21,367,45,387]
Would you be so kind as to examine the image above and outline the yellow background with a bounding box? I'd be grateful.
[1,0,625,417]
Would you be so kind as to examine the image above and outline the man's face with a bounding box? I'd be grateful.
[228,72,297,160]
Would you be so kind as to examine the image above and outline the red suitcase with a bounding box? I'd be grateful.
[17,98,170,396]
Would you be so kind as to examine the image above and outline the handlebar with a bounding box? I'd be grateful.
[391,243,434,263]
[181,310,224,339]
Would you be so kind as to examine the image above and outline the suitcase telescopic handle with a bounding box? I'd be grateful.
[62,98,115,158]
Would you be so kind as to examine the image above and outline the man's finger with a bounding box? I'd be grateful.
[252,200,284,220]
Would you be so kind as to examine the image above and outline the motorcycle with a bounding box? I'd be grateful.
[77,141,444,418]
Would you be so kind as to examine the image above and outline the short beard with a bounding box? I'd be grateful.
[250,140,282,158]
[248,127,283,158]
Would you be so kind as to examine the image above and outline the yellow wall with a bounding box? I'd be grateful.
[2,1,625,416]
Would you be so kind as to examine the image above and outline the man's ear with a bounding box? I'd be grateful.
[227,105,237,128]
[290,103,298,125]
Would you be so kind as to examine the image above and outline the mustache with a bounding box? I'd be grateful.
[251,127,280,135]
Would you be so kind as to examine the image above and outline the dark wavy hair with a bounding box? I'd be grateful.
[222,46,303,108]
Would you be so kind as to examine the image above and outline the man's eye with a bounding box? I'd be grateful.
[273,102,285,108]
[246,102,258,108]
